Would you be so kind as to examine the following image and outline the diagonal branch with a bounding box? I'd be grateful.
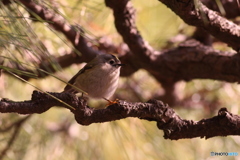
[158,0,240,51]
[2,0,99,81]
[19,0,98,61]
[105,0,156,65]
[202,0,240,19]
[0,91,239,140]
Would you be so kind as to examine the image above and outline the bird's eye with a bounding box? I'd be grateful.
[109,60,115,65]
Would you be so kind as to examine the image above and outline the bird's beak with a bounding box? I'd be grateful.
[114,63,125,67]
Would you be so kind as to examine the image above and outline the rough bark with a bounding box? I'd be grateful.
[0,91,239,140]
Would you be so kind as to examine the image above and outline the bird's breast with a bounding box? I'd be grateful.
[74,65,120,99]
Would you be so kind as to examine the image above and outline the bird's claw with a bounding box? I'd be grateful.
[103,98,119,106]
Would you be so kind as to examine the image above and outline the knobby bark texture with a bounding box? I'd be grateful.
[0,91,240,140]
[202,0,240,19]
[159,0,240,51]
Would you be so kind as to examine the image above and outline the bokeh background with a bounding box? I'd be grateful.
[0,0,239,160]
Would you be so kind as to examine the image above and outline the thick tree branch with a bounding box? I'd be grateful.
[0,91,239,140]
[153,40,240,83]
[159,0,240,51]
[105,0,156,65]
[202,0,240,19]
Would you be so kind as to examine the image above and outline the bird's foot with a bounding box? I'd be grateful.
[103,98,119,106]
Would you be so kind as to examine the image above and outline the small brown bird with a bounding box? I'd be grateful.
[63,54,124,100]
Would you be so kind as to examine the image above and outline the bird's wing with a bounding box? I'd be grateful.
[63,64,93,92]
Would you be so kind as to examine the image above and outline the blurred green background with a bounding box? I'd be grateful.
[0,0,239,160]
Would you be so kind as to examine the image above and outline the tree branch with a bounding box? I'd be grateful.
[0,91,239,140]
[3,0,136,80]
[19,0,98,61]
[104,0,240,85]
[105,0,156,65]
[202,0,240,19]
[5,0,240,85]
[159,0,240,51]
[154,40,240,83]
